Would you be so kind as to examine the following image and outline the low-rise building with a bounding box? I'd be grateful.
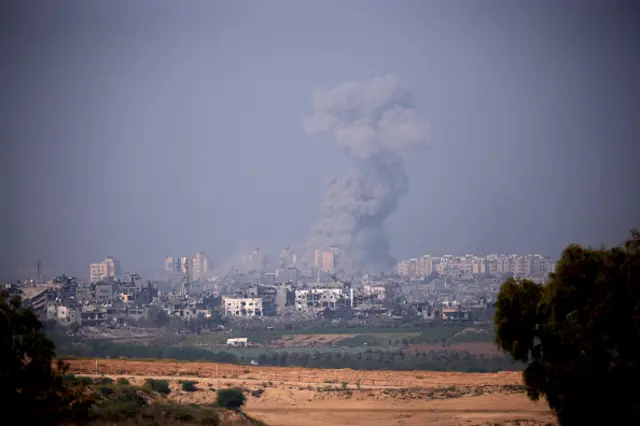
[222,297,263,317]
[295,288,345,312]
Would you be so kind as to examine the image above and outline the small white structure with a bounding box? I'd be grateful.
[226,337,248,347]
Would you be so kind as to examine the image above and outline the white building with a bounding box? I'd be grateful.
[363,285,386,300]
[222,297,263,317]
[295,288,344,312]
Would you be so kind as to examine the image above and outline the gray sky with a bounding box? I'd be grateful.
[2,0,639,279]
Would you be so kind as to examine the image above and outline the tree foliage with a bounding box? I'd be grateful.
[0,291,92,425]
[494,230,640,425]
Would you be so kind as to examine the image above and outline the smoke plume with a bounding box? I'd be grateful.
[302,75,430,272]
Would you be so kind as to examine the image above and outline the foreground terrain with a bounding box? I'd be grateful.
[64,359,556,425]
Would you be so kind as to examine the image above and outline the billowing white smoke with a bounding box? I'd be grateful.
[302,75,430,272]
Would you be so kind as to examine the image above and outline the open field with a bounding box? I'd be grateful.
[63,358,556,425]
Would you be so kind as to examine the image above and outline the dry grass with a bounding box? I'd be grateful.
[61,359,557,426]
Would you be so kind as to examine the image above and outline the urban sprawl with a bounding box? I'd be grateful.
[7,248,555,345]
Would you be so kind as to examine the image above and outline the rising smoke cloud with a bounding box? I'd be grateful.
[302,75,431,272]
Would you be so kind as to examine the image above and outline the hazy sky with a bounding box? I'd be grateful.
[2,0,639,279]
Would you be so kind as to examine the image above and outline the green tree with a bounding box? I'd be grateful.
[494,230,640,426]
[0,291,91,425]
[216,387,246,409]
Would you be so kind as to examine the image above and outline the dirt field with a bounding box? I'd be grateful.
[63,359,556,425]
[272,333,358,346]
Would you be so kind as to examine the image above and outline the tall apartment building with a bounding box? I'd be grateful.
[396,255,432,279]
[472,258,486,274]
[191,251,212,281]
[90,256,122,282]
[313,249,336,273]
[164,256,179,273]
[417,255,432,277]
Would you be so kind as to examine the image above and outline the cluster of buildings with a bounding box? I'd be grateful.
[163,252,212,281]
[8,273,159,328]
[5,247,560,333]
[396,253,556,282]
[220,278,386,318]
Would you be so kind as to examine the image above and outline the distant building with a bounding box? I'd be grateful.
[90,256,122,282]
[314,249,336,273]
[180,256,189,275]
[222,296,263,317]
[164,256,180,274]
[275,267,300,283]
[191,252,212,281]
[295,287,345,312]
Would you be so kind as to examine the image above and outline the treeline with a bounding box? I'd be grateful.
[250,348,520,372]
[51,333,518,373]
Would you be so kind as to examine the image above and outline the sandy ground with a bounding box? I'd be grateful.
[247,393,556,426]
[65,359,557,426]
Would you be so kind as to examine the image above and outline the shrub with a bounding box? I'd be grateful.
[216,387,246,409]
[76,376,94,385]
[251,388,265,398]
[90,386,148,421]
[144,379,171,395]
[98,386,114,396]
[181,380,198,392]
[94,377,114,385]
[117,377,130,385]
[200,414,220,426]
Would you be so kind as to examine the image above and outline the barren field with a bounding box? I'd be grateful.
[271,332,424,347]
[272,333,358,346]
[64,359,556,425]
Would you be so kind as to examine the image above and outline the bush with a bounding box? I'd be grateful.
[216,387,246,409]
[94,377,114,385]
[144,379,171,395]
[90,386,148,421]
[117,377,130,385]
[251,388,264,398]
[75,376,94,386]
[62,373,76,384]
[181,380,198,392]
[200,414,220,426]
[98,386,114,396]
